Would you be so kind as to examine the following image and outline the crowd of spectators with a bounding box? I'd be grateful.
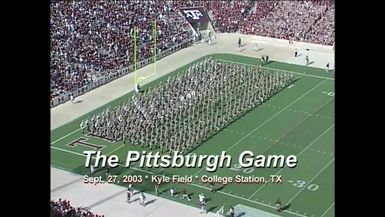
[238,0,334,45]
[50,199,104,217]
[51,0,192,99]
[303,1,335,45]
[50,0,334,101]
[171,0,253,33]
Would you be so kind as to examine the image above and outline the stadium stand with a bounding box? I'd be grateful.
[50,0,193,102]
[239,0,334,45]
[50,199,104,217]
[50,0,334,106]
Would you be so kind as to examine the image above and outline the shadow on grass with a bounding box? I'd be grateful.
[216,185,225,192]
[281,204,291,211]
[207,206,218,213]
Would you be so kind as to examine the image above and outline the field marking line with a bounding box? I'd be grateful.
[248,123,334,199]
[320,202,334,217]
[52,146,85,156]
[219,59,334,81]
[193,79,327,177]
[287,159,334,203]
[52,128,81,144]
[51,146,307,217]
[257,96,334,158]
[106,144,126,156]
[226,80,326,153]
[223,96,334,192]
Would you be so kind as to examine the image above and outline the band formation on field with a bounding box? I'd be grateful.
[80,57,295,154]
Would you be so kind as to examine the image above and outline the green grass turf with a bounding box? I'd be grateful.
[51,53,334,217]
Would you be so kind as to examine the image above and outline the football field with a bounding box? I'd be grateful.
[51,54,334,217]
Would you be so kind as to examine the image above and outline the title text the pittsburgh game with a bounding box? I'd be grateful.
[84,150,298,172]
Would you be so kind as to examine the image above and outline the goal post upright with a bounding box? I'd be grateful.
[134,26,137,85]
[153,20,157,75]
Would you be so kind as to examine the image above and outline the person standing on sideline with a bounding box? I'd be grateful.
[139,192,146,207]
[180,189,191,201]
[294,49,298,57]
[70,93,74,103]
[170,187,176,197]
[155,184,159,196]
[305,55,309,65]
[135,83,141,93]
[90,165,95,175]
[229,206,235,217]
[200,201,207,214]
[126,188,131,203]
[128,184,134,196]
[326,63,330,72]
[198,193,205,205]
[238,38,241,48]
[276,198,282,212]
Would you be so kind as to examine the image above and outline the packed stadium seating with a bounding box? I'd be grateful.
[50,0,192,100]
[238,1,334,45]
[50,0,334,104]
[50,199,104,217]
[171,0,254,33]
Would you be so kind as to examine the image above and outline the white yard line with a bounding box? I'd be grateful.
[106,144,126,156]
[52,128,81,144]
[248,124,334,199]
[193,80,326,177]
[219,59,334,81]
[287,159,334,203]
[52,146,84,156]
[320,202,335,217]
[227,80,326,153]
[51,146,308,217]
[257,97,333,158]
